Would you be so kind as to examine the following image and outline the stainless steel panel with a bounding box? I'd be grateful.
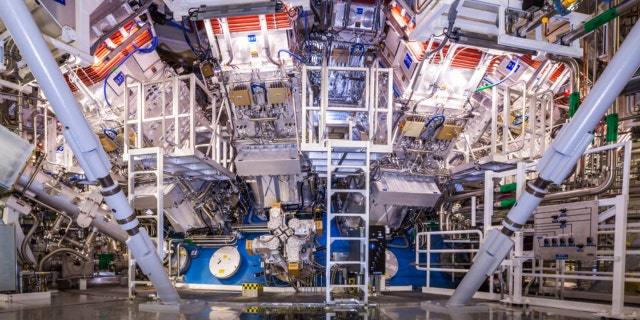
[371,173,441,206]
[533,201,599,262]
[0,225,16,291]
[235,144,301,176]
[0,125,34,190]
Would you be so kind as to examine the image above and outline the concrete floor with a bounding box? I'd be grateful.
[0,286,608,319]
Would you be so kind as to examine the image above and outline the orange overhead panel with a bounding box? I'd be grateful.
[209,10,292,34]
[407,40,488,71]
[519,54,567,83]
[549,64,567,83]
[387,3,415,37]
[67,21,154,90]
[520,55,542,69]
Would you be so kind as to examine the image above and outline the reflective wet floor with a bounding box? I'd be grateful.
[0,286,613,319]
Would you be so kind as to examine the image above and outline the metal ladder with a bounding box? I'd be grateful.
[127,147,165,299]
[325,140,371,304]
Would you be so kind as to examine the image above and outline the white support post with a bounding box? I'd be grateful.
[471,196,477,227]
[483,170,494,236]
[611,195,628,317]
[491,86,498,155]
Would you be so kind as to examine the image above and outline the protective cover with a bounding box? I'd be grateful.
[0,125,34,190]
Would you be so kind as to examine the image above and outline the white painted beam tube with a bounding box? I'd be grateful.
[0,0,180,304]
[449,20,640,306]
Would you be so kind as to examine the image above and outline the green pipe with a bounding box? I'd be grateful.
[584,7,619,33]
[606,113,619,142]
[494,198,516,208]
[569,91,580,118]
[495,182,517,193]
[561,0,639,44]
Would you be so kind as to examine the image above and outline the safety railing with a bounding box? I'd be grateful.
[415,229,483,287]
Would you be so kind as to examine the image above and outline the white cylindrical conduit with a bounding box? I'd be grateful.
[448,20,640,307]
[0,0,180,304]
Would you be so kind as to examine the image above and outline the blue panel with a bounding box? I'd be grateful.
[185,214,328,285]
[113,72,125,87]
[387,233,454,289]
[184,215,454,290]
[403,53,413,70]
[248,35,257,43]
[356,8,364,14]
[54,0,65,5]
[506,60,521,72]
[184,237,264,285]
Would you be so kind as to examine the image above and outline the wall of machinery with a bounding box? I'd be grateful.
[0,0,639,312]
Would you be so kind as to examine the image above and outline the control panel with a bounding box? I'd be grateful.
[368,225,386,275]
[533,201,598,262]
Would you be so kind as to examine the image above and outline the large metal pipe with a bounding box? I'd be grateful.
[548,54,581,117]
[259,14,281,67]
[38,247,90,272]
[448,20,640,306]
[517,9,558,37]
[547,54,580,93]
[445,150,614,211]
[15,166,128,243]
[0,0,180,304]
[21,212,40,267]
[544,149,615,201]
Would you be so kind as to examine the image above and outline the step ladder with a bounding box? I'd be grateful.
[325,140,371,304]
[127,147,165,299]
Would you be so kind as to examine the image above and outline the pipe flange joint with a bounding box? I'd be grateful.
[526,177,551,198]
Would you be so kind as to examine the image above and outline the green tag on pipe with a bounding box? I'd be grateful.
[606,113,618,142]
[498,183,517,193]
[584,7,619,33]
[498,198,516,208]
[569,91,580,118]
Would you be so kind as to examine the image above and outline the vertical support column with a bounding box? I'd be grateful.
[611,197,628,316]
[471,196,477,227]
[491,86,498,155]
[511,231,523,303]
[325,145,333,304]
[189,76,196,154]
[529,94,536,158]
[155,149,164,257]
[483,171,494,235]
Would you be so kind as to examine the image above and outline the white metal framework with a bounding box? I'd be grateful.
[298,64,393,304]
[325,140,371,304]
[123,73,237,298]
[419,141,636,317]
[124,73,235,180]
[300,65,393,154]
[127,147,164,299]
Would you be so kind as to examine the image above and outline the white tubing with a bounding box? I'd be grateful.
[448,230,513,306]
[538,20,640,182]
[0,0,180,304]
[448,20,640,307]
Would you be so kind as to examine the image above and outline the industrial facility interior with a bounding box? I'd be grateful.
[0,0,639,319]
